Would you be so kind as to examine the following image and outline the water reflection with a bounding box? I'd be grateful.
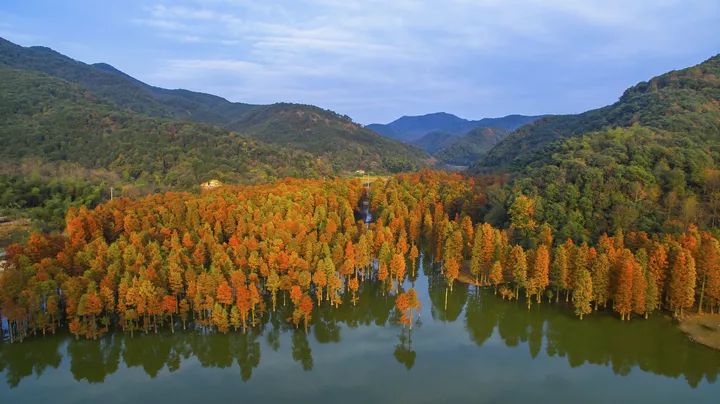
[394,328,416,370]
[462,284,720,388]
[1,262,720,391]
[68,337,121,383]
[0,332,62,388]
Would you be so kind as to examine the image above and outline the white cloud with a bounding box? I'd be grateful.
[128,0,720,122]
[132,18,189,31]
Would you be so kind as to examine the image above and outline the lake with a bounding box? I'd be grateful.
[1,258,719,403]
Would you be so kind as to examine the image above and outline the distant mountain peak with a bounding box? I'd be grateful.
[367,112,543,144]
[91,62,122,72]
[398,111,461,120]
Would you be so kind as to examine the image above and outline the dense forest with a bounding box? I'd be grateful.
[464,54,720,242]
[0,38,427,235]
[0,172,105,232]
[503,125,720,242]
[0,66,333,187]
[4,2,720,398]
[2,38,720,374]
[2,172,718,343]
[0,67,335,234]
[476,54,720,171]
[367,112,539,164]
[433,127,510,166]
[0,37,427,175]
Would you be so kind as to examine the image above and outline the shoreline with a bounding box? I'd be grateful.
[677,313,720,351]
[454,265,720,351]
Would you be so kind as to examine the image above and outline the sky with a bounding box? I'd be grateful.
[1,1,719,124]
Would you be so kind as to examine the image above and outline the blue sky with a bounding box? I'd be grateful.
[1,0,719,124]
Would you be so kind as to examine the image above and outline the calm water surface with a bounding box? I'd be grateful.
[2,258,719,403]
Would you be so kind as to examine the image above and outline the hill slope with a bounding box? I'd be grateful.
[433,127,509,166]
[224,103,428,172]
[0,37,427,172]
[368,112,541,143]
[367,112,477,142]
[0,67,332,188]
[410,131,460,154]
[476,54,720,171]
[475,54,720,241]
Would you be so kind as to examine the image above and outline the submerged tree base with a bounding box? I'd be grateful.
[678,313,720,351]
[458,263,720,351]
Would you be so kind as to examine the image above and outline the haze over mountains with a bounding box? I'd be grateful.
[367,112,540,142]
[367,112,541,165]
[432,127,510,166]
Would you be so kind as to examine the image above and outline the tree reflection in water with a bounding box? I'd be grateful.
[1,261,720,390]
[394,328,416,370]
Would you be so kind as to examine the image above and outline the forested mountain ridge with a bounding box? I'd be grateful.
[0,37,427,172]
[0,66,332,188]
[0,37,193,119]
[476,54,720,170]
[407,126,511,165]
[410,131,460,154]
[223,103,428,172]
[367,112,478,142]
[367,112,540,143]
[91,61,258,126]
[433,127,509,166]
[471,54,720,242]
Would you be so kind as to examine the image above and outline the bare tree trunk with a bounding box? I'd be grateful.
[698,276,706,313]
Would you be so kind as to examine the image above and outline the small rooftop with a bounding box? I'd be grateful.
[200,179,223,190]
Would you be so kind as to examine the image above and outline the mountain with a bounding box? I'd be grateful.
[433,127,509,166]
[474,54,720,241]
[476,54,720,171]
[409,126,511,165]
[221,103,427,172]
[367,112,477,142]
[471,115,545,131]
[0,36,260,124]
[0,66,331,189]
[367,112,542,143]
[410,131,460,154]
[0,37,427,173]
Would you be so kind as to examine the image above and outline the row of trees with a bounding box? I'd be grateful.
[476,55,720,243]
[1,170,719,342]
[4,271,719,388]
[447,218,720,320]
[375,172,720,321]
[0,172,454,341]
